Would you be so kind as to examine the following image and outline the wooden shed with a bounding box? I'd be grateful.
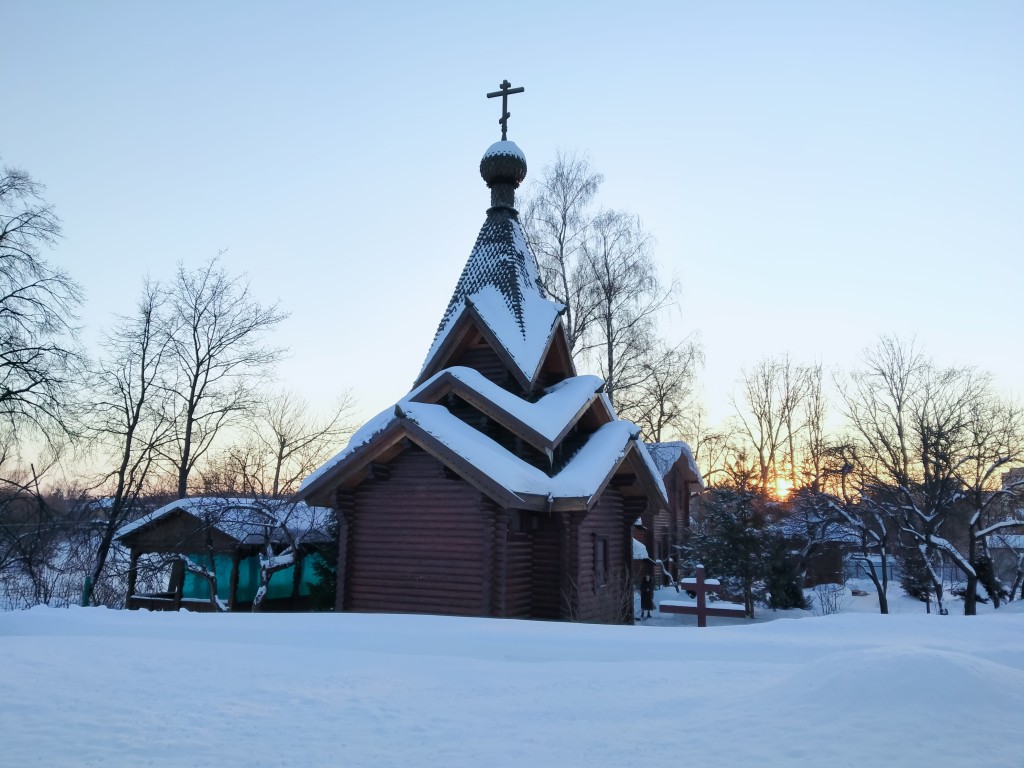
[296,137,680,624]
[116,498,332,612]
[640,442,705,585]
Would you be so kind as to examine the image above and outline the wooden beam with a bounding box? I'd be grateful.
[227,550,242,611]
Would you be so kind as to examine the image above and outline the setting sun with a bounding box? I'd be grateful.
[775,477,794,500]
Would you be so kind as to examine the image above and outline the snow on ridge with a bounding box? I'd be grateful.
[421,366,603,441]
[402,403,655,502]
[552,421,644,498]
[403,402,547,498]
[302,367,606,497]
[469,283,563,381]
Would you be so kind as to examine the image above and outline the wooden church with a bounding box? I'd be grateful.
[296,84,684,624]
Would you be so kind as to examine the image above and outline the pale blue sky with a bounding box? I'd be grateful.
[3,1,1022,426]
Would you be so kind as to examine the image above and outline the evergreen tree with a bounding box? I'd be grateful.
[898,546,934,611]
[690,490,765,616]
[763,530,808,610]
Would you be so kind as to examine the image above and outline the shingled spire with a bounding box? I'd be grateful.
[417,86,570,391]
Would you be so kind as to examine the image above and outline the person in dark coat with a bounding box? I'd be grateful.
[639,574,655,619]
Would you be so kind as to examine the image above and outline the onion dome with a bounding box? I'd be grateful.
[480,141,527,211]
[480,141,527,188]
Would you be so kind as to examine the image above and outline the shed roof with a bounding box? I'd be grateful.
[116,498,333,547]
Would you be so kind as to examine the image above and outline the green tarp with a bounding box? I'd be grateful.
[182,553,325,602]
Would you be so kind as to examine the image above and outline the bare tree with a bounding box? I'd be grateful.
[522,154,689,420]
[162,257,287,498]
[521,151,603,353]
[686,413,739,489]
[0,454,69,606]
[841,336,926,487]
[82,281,173,604]
[799,364,830,491]
[795,450,894,614]
[0,164,83,446]
[840,336,1022,615]
[579,210,676,410]
[957,394,1024,613]
[257,390,355,497]
[200,389,356,497]
[250,500,333,611]
[732,355,807,495]
[618,336,703,442]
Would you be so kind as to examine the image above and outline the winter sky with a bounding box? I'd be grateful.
[3,2,1021,428]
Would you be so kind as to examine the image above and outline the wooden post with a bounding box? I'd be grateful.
[336,515,348,612]
[228,550,242,611]
[291,550,304,608]
[125,550,140,609]
[170,559,185,611]
[335,489,355,613]
[558,511,576,620]
[487,501,507,618]
[694,565,709,627]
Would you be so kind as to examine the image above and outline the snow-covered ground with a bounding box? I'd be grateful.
[3,589,1023,768]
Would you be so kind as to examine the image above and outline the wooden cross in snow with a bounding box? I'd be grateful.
[658,564,747,627]
[487,79,525,141]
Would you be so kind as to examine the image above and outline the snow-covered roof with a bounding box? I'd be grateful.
[116,498,333,546]
[410,366,605,448]
[645,441,704,488]
[776,513,860,543]
[301,368,607,495]
[418,208,564,387]
[301,398,664,507]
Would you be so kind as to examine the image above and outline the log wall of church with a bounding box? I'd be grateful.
[347,447,488,616]
[574,487,631,624]
[531,513,562,619]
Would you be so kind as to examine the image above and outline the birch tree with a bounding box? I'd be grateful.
[579,210,675,410]
[521,151,603,353]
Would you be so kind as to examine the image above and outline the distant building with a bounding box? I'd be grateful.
[638,442,704,585]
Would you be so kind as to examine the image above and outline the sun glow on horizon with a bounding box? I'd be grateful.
[775,477,794,501]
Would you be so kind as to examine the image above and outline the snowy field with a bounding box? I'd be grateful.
[3,591,1024,768]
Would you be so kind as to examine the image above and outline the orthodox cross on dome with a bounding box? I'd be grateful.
[487,79,525,141]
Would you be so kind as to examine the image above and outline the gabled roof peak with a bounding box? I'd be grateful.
[417,139,568,389]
